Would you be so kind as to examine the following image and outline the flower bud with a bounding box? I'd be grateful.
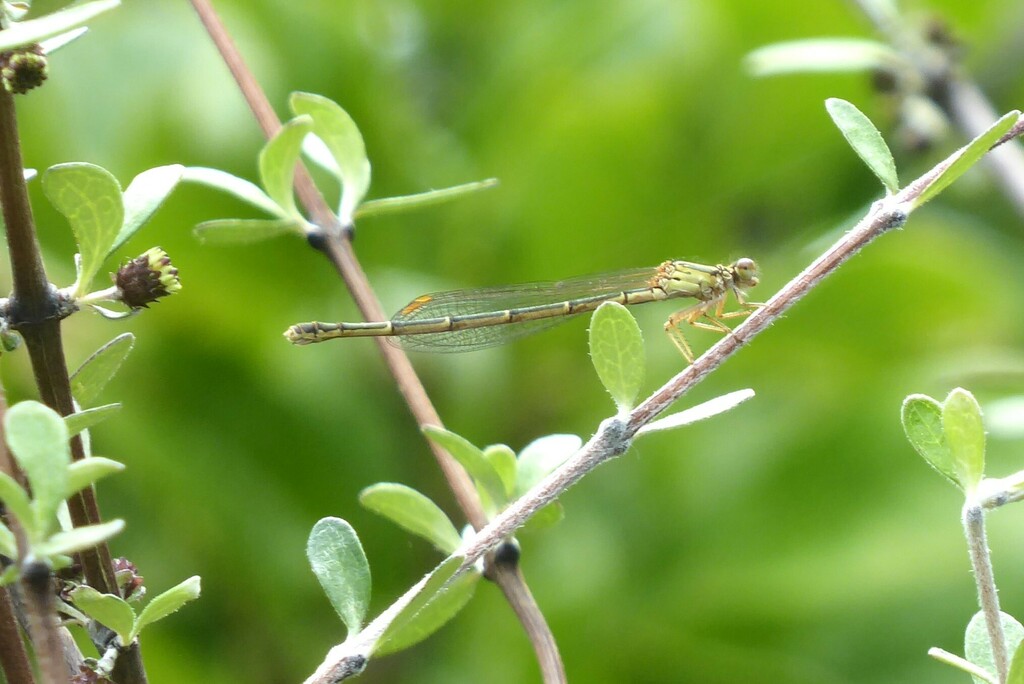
[114,247,181,309]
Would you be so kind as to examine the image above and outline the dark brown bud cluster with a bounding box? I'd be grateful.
[0,44,47,94]
[114,247,182,309]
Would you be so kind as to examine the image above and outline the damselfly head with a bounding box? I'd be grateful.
[731,258,759,288]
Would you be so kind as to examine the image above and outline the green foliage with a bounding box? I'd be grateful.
[0,0,119,51]
[110,165,185,255]
[825,98,899,193]
[70,575,201,645]
[193,218,304,245]
[259,115,314,223]
[70,333,134,406]
[356,179,500,220]
[745,38,902,76]
[965,611,1024,684]
[902,389,985,494]
[64,403,122,437]
[589,302,645,414]
[423,426,508,513]
[912,111,1021,208]
[636,389,756,435]
[182,166,285,218]
[359,483,463,555]
[307,517,371,638]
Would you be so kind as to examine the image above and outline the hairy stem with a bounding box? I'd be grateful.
[963,504,1008,683]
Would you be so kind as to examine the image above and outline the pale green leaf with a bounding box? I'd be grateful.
[181,167,286,218]
[193,218,304,245]
[42,163,124,296]
[965,610,1024,684]
[374,565,478,656]
[36,519,124,556]
[0,0,119,51]
[1008,639,1024,684]
[70,585,134,644]
[0,520,14,558]
[483,444,517,499]
[637,389,755,435]
[356,179,499,220]
[746,39,903,76]
[259,116,313,220]
[902,394,957,488]
[943,388,986,494]
[589,302,645,413]
[290,93,371,225]
[372,556,464,656]
[0,471,32,539]
[912,111,1020,208]
[109,165,184,255]
[359,483,462,555]
[131,575,201,640]
[422,426,507,511]
[5,401,69,535]
[825,98,899,193]
[70,333,134,407]
[515,434,582,496]
[65,404,122,438]
[307,517,370,637]
[66,457,124,496]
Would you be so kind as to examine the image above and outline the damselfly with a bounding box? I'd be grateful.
[285,258,761,362]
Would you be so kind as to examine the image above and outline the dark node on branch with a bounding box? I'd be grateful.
[5,284,65,330]
[493,539,521,568]
[306,228,330,252]
[21,558,52,593]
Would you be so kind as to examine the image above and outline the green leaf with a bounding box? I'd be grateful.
[71,333,134,407]
[637,389,755,435]
[1008,639,1024,684]
[515,434,582,496]
[912,111,1020,209]
[181,167,286,218]
[307,517,371,637]
[422,426,507,511]
[66,457,124,496]
[359,483,463,555]
[943,388,986,494]
[825,98,899,193]
[42,163,125,296]
[374,565,478,656]
[259,115,314,220]
[5,401,70,535]
[109,165,184,256]
[193,218,304,245]
[484,444,517,499]
[0,472,31,542]
[902,394,958,488]
[65,404,122,438]
[0,0,119,51]
[0,520,15,558]
[372,556,468,656]
[355,179,500,220]
[965,610,1024,684]
[70,585,135,644]
[745,39,903,77]
[36,519,124,556]
[290,93,371,225]
[589,302,645,413]
[131,575,201,640]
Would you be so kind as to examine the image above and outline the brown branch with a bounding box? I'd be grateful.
[187,1,565,681]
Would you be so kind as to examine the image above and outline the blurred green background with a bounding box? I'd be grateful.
[5,0,1024,682]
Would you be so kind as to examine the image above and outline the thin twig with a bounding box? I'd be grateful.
[963,504,1008,683]
[187,2,565,681]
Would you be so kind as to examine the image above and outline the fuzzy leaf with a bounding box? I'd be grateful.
[356,179,499,220]
[965,610,1024,684]
[131,575,201,640]
[70,585,134,644]
[5,401,70,535]
[589,302,644,413]
[0,520,14,558]
[637,389,755,435]
[746,38,902,76]
[193,218,303,245]
[36,519,124,556]
[307,517,371,637]
[65,404,122,437]
[1009,639,1024,684]
[359,483,463,555]
[422,426,507,511]
[372,556,465,656]
[902,394,958,488]
[825,98,899,193]
[259,116,313,220]
[0,471,32,539]
[43,163,124,296]
[374,564,478,656]
[181,167,286,218]
[912,111,1020,208]
[66,457,124,496]
[484,444,517,499]
[0,0,119,51]
[515,434,582,496]
[290,93,371,225]
[71,334,134,406]
[109,165,184,255]
[943,388,986,494]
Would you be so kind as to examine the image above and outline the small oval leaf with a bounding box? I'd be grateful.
[70,585,135,644]
[71,334,135,407]
[371,556,464,656]
[902,394,959,489]
[422,426,507,511]
[131,575,201,640]
[965,610,1024,684]
[0,471,32,539]
[589,302,645,413]
[355,179,499,220]
[0,0,119,52]
[36,519,124,556]
[307,517,371,637]
[193,218,304,245]
[637,389,755,436]
[259,116,314,220]
[181,167,286,218]
[825,98,899,193]
[943,388,986,494]
[373,567,478,656]
[515,434,582,496]
[745,38,903,77]
[359,483,463,555]
[5,401,70,534]
[109,165,184,256]
[65,403,122,438]
[66,457,125,496]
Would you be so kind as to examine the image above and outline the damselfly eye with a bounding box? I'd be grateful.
[733,258,759,287]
